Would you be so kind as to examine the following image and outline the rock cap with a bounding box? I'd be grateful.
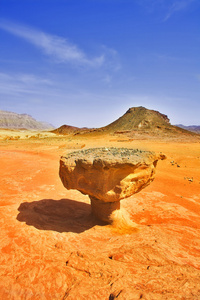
[59,147,165,202]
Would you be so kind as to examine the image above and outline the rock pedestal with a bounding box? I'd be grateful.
[59,147,165,223]
[90,197,120,223]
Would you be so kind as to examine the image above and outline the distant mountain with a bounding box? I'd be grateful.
[176,124,200,134]
[0,110,54,130]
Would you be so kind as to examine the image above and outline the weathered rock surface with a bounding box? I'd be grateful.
[60,148,165,222]
[60,148,163,202]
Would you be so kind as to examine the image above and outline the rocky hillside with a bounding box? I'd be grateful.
[100,106,198,137]
[52,125,88,135]
[0,110,54,130]
[101,106,171,132]
[51,106,199,139]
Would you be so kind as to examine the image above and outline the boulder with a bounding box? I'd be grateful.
[59,147,165,222]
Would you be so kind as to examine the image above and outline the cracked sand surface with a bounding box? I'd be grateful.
[0,133,200,299]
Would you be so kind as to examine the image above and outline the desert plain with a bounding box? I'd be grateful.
[0,128,200,299]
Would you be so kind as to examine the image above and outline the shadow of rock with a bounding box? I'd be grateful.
[17,198,105,233]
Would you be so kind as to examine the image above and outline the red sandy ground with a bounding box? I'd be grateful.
[0,133,200,299]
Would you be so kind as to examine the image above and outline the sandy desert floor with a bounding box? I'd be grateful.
[0,129,200,299]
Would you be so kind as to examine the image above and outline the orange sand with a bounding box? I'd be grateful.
[0,131,200,299]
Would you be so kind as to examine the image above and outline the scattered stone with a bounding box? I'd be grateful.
[184,177,194,183]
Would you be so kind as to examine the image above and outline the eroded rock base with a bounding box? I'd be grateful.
[90,197,120,223]
[90,197,139,233]
[109,208,139,234]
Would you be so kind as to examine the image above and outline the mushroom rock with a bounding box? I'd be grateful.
[59,148,166,223]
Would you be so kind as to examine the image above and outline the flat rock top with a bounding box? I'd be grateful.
[59,148,164,202]
[61,147,158,167]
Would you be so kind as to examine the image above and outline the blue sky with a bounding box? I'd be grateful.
[0,0,200,127]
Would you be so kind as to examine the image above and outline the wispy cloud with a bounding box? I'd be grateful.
[137,0,197,21]
[0,72,53,97]
[0,20,105,67]
[136,0,165,13]
[164,0,196,21]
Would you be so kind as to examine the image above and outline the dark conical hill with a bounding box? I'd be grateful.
[52,124,90,135]
[52,125,80,134]
[102,106,171,132]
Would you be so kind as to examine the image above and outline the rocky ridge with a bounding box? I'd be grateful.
[176,124,200,134]
[53,106,199,139]
[0,110,54,130]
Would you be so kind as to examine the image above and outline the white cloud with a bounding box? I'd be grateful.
[0,72,53,97]
[164,0,196,21]
[137,0,197,21]
[0,20,105,67]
